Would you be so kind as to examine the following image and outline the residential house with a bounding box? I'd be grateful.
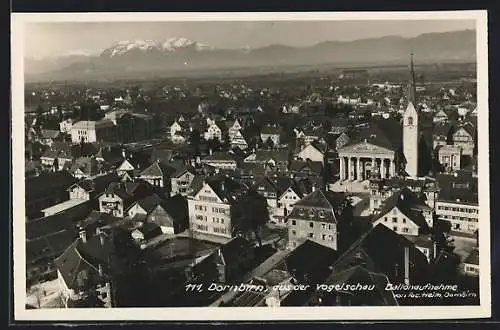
[68,173,120,205]
[189,236,255,285]
[40,129,61,146]
[276,178,314,222]
[70,156,106,179]
[260,124,282,146]
[204,123,223,141]
[40,144,73,172]
[433,124,452,151]
[213,239,339,307]
[230,130,249,150]
[200,152,237,170]
[244,149,289,174]
[435,172,478,234]
[228,118,243,141]
[59,118,73,133]
[287,189,350,250]
[371,187,433,237]
[297,144,324,163]
[308,265,398,306]
[187,175,247,241]
[437,145,462,171]
[330,224,430,287]
[98,181,154,218]
[54,230,115,308]
[452,123,476,157]
[170,167,196,196]
[433,109,450,123]
[70,120,117,144]
[126,193,187,234]
[137,160,175,189]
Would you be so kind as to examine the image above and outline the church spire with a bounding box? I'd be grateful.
[408,53,417,106]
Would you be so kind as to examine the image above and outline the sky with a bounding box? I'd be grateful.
[24,19,475,59]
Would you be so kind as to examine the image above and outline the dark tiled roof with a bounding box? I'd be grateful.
[261,125,283,135]
[218,236,254,266]
[162,194,189,226]
[202,151,237,162]
[72,173,120,193]
[25,171,76,201]
[343,118,402,151]
[139,161,175,178]
[135,194,165,214]
[332,224,429,283]
[283,239,339,282]
[204,175,249,202]
[319,265,398,306]
[372,187,431,231]
[289,160,323,175]
[436,172,478,204]
[77,210,122,231]
[54,233,115,290]
[252,149,289,163]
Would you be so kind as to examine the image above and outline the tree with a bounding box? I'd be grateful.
[230,190,270,247]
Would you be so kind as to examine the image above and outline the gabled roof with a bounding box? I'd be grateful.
[133,194,165,214]
[139,161,175,178]
[252,149,289,163]
[217,236,254,266]
[342,118,401,151]
[191,175,248,202]
[372,187,431,230]
[54,233,115,290]
[318,265,398,306]
[332,224,429,283]
[294,189,346,210]
[71,173,120,193]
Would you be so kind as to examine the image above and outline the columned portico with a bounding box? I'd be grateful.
[337,142,397,183]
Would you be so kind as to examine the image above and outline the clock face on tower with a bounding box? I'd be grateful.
[408,117,414,126]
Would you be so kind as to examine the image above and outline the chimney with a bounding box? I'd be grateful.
[404,245,410,285]
[209,148,213,155]
[79,230,87,243]
[433,240,438,261]
[121,148,126,159]
[98,263,103,277]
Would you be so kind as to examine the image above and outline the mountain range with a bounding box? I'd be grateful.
[25,30,476,82]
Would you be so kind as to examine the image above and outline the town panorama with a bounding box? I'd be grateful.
[24,29,480,309]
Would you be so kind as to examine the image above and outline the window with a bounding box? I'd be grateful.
[321,223,326,230]
[402,218,406,223]
[402,228,409,233]
[292,230,296,236]
[319,211,325,218]
[309,222,314,228]
[308,233,314,238]
[408,117,413,126]
[393,226,397,231]
[384,217,388,222]
[322,234,326,240]
[392,217,397,223]
[291,220,296,226]
[221,218,224,224]
[328,224,332,230]
[329,235,334,240]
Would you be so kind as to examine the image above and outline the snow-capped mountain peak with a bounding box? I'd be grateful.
[101,37,214,57]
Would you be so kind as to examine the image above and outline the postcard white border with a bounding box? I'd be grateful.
[11,10,490,321]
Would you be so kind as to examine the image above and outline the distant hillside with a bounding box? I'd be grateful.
[25,30,476,82]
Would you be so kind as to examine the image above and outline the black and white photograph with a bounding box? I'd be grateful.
[11,11,490,321]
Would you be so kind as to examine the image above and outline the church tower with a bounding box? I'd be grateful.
[403,53,419,177]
